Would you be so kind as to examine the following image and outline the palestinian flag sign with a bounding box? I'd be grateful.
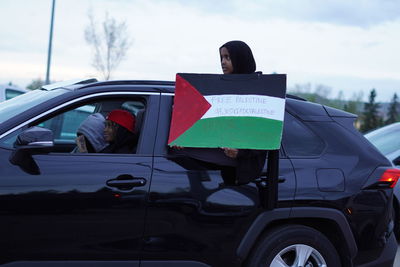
[168,73,286,150]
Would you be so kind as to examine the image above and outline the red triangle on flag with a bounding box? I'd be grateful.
[168,74,211,145]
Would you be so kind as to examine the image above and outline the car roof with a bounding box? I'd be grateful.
[44,79,175,93]
[365,122,400,138]
[43,78,356,120]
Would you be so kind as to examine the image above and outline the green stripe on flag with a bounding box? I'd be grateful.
[169,117,283,149]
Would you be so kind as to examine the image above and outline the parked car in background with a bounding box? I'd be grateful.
[0,84,27,101]
[365,122,400,239]
[0,78,398,266]
[365,122,400,167]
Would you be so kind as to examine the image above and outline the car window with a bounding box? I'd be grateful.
[37,104,96,142]
[282,112,325,157]
[5,89,26,100]
[0,89,67,124]
[0,97,147,154]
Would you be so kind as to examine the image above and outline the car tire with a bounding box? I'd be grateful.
[246,224,341,267]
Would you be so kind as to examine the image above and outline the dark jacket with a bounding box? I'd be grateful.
[170,147,266,185]
[222,149,267,185]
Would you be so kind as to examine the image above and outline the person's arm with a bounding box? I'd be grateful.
[222,148,265,159]
[75,135,88,153]
[222,147,239,158]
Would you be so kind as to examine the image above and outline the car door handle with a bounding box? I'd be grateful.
[106,174,147,190]
[258,174,286,183]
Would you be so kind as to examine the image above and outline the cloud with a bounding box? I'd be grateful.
[168,0,400,27]
[0,0,399,102]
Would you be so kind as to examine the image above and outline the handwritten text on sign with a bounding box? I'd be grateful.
[202,94,285,121]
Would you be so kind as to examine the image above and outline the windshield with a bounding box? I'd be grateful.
[366,125,400,155]
[0,89,67,124]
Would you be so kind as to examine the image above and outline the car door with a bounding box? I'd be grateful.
[139,95,296,267]
[0,92,160,266]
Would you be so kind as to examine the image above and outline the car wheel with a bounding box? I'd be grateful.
[246,224,341,267]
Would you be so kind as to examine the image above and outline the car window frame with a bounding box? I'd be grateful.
[0,91,161,156]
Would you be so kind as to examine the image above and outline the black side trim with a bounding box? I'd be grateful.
[290,207,358,257]
[141,261,210,267]
[236,208,291,261]
[236,207,358,262]
[1,261,139,267]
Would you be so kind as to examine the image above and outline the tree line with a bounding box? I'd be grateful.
[289,84,399,133]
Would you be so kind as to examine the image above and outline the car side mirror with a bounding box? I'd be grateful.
[9,126,54,175]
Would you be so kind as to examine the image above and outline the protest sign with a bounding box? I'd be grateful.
[168,73,286,149]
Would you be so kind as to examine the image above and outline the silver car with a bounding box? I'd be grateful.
[365,122,400,239]
[0,84,27,102]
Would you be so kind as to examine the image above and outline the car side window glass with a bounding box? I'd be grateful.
[282,112,325,157]
[5,89,25,100]
[0,98,147,154]
[0,128,23,149]
[36,99,145,154]
[37,104,96,142]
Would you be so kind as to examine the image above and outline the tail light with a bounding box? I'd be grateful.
[379,169,400,188]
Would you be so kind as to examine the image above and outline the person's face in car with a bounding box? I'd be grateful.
[220,47,233,74]
[104,120,117,142]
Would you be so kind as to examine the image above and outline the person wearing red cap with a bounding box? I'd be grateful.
[101,109,137,153]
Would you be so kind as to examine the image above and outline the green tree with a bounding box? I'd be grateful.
[385,93,399,124]
[344,101,358,114]
[360,89,383,132]
[26,78,45,90]
[344,91,363,115]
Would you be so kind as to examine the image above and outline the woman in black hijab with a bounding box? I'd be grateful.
[218,40,267,185]
[171,41,266,185]
[220,40,256,74]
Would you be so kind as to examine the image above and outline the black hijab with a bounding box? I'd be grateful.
[220,40,256,74]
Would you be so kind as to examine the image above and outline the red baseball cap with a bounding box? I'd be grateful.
[106,109,135,133]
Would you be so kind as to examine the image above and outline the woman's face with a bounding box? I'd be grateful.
[220,47,233,74]
[104,120,117,142]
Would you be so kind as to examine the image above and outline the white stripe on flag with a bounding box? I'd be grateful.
[201,94,285,121]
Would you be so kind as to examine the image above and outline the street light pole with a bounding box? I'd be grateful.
[45,0,56,85]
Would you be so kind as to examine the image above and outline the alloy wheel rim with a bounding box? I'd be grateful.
[270,244,327,267]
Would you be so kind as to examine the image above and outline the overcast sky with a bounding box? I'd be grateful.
[0,0,399,101]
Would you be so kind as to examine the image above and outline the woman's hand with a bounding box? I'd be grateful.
[76,135,88,153]
[222,147,238,158]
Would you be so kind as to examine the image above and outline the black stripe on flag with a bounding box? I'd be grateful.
[177,73,286,99]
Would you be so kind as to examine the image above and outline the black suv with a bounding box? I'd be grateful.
[0,79,398,266]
